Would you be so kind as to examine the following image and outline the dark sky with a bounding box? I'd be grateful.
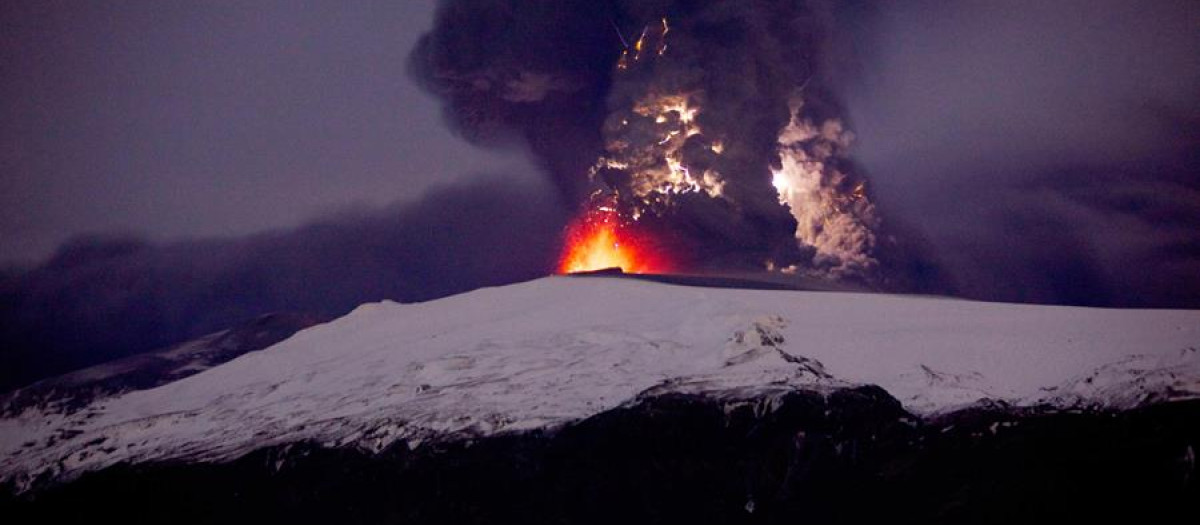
[1,0,536,263]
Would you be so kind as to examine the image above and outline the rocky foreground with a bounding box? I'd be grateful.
[3,387,1196,524]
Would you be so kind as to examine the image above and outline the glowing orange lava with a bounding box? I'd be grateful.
[557,207,668,274]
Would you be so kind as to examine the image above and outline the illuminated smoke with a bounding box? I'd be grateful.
[770,100,879,278]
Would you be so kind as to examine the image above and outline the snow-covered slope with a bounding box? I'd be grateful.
[0,313,323,418]
[2,276,1198,492]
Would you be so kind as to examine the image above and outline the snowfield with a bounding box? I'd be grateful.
[2,276,1198,492]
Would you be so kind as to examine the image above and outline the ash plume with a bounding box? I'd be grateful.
[0,179,566,392]
[411,0,910,283]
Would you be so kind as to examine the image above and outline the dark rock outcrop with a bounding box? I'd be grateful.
[3,387,1196,524]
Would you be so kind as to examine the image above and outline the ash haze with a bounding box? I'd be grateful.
[0,0,538,263]
[1,0,1199,391]
[838,0,1200,307]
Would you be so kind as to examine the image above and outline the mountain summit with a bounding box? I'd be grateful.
[2,275,1198,522]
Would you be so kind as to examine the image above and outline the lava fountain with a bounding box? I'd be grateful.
[557,196,671,274]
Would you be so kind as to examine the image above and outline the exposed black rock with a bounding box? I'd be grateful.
[2,387,1196,524]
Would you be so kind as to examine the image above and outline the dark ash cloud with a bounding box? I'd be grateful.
[0,179,567,392]
[409,0,931,283]
[834,0,1200,307]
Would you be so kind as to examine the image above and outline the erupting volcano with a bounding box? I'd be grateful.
[413,0,902,287]
[558,196,672,274]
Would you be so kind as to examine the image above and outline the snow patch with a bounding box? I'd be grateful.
[1033,346,1200,410]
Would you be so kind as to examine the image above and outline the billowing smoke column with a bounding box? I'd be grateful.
[412,0,880,281]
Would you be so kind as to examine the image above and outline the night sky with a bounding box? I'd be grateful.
[1,0,1198,390]
[1,0,537,262]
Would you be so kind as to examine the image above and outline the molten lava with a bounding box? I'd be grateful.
[557,203,669,274]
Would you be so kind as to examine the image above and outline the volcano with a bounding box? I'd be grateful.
[2,275,1198,523]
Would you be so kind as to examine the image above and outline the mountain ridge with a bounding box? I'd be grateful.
[1,276,1197,500]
